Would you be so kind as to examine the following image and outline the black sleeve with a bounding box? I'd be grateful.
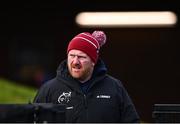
[33,83,50,103]
[117,81,140,123]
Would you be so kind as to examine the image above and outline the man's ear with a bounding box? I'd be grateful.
[92,62,95,66]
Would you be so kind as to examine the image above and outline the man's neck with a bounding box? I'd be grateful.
[79,75,92,83]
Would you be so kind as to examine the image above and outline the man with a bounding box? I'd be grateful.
[34,31,140,122]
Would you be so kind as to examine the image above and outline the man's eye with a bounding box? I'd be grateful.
[79,56,86,59]
[70,54,75,57]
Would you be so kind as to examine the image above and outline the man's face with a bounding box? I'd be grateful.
[67,49,95,82]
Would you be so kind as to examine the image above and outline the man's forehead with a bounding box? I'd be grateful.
[68,49,88,56]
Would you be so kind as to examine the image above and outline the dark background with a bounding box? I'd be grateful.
[0,0,179,122]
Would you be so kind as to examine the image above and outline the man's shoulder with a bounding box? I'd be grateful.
[41,78,58,88]
[105,74,124,87]
[105,74,121,82]
[45,78,57,84]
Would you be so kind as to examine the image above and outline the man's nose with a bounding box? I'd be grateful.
[72,56,80,64]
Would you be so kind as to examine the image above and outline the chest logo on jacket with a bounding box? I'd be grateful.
[58,91,71,104]
[96,95,111,99]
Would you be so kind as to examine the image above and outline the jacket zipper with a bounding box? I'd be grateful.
[69,93,88,122]
[83,94,88,121]
[83,94,87,108]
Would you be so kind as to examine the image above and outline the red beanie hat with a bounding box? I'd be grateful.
[67,31,107,63]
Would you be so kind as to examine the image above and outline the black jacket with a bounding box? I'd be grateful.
[34,59,140,123]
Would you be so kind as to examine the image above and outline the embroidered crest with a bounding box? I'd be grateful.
[58,91,71,104]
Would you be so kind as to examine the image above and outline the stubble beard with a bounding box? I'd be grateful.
[68,64,93,82]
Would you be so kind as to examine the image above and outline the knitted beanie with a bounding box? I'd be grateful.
[67,31,107,63]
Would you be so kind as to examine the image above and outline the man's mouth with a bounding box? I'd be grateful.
[72,64,82,69]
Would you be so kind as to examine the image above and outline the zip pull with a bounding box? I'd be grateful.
[83,94,88,109]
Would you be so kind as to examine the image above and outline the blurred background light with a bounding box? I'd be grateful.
[76,11,177,27]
